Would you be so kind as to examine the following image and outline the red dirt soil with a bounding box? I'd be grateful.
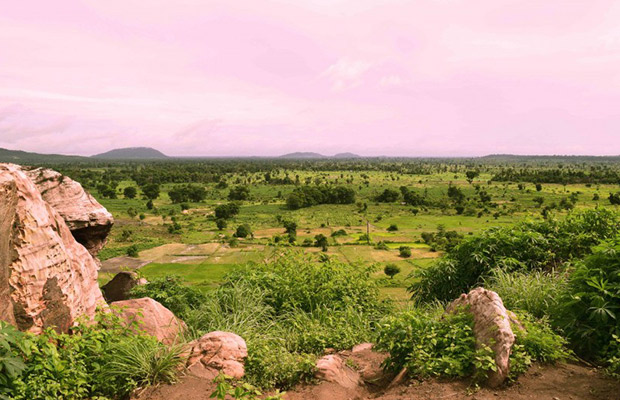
[137,362,619,400]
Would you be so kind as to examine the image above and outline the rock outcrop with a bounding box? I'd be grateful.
[186,331,248,380]
[447,287,517,387]
[0,163,106,333]
[101,271,147,302]
[111,297,186,345]
[24,167,113,256]
[315,354,363,390]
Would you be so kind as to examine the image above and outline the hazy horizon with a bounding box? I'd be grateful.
[2,1,620,157]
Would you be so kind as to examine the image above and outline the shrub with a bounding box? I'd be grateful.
[229,186,250,201]
[399,246,411,258]
[410,209,619,303]
[216,218,227,230]
[387,224,398,232]
[127,244,139,257]
[556,236,620,360]
[234,224,253,238]
[130,276,207,320]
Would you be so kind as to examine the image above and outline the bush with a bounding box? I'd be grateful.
[234,224,253,238]
[1,312,183,399]
[377,305,570,381]
[387,224,398,232]
[409,209,619,303]
[130,276,207,320]
[399,246,411,258]
[216,218,227,230]
[127,244,139,257]
[229,186,250,201]
[556,236,620,360]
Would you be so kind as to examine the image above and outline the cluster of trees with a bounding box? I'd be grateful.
[493,166,620,184]
[168,184,207,203]
[286,186,356,210]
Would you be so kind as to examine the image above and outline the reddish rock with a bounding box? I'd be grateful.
[24,167,113,256]
[0,163,106,333]
[315,354,363,390]
[447,287,516,387]
[111,298,185,345]
[186,331,248,380]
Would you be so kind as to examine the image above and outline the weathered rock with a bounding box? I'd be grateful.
[111,297,185,345]
[315,354,363,390]
[447,287,516,387]
[24,167,113,256]
[186,331,248,380]
[101,271,147,302]
[0,163,106,333]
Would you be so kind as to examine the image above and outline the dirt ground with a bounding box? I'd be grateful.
[137,361,620,400]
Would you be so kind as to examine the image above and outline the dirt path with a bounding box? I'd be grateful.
[137,362,619,400]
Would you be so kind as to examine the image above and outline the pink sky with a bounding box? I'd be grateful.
[1,0,620,156]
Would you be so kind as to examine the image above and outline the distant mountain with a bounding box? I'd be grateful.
[333,152,361,159]
[278,152,326,159]
[92,147,169,160]
[0,147,87,164]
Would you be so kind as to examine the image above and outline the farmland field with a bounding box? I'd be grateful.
[65,157,620,303]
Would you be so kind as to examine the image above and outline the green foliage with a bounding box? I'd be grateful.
[286,186,355,210]
[215,203,240,219]
[100,336,184,396]
[485,269,567,319]
[387,224,398,232]
[1,312,183,400]
[314,234,328,251]
[410,209,619,303]
[183,253,385,389]
[234,224,253,238]
[168,184,207,203]
[130,276,207,320]
[375,188,400,203]
[126,244,139,257]
[377,306,478,378]
[123,186,137,199]
[229,186,251,201]
[384,263,401,279]
[556,236,620,360]
[210,374,284,400]
[399,246,411,258]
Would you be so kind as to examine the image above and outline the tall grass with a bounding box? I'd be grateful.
[485,269,568,319]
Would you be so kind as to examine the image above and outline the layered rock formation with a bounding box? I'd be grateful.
[24,167,113,256]
[0,163,106,333]
[447,287,517,387]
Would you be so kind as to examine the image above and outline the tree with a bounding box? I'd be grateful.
[535,183,543,192]
[609,192,620,205]
[375,188,400,203]
[146,199,154,209]
[384,264,401,279]
[465,170,479,184]
[315,234,329,251]
[228,186,250,201]
[142,183,160,200]
[123,186,137,199]
[234,224,252,238]
[214,203,240,219]
[216,218,227,230]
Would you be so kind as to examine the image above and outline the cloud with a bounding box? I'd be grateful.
[322,58,372,90]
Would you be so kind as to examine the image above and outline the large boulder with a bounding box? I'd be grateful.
[101,271,147,302]
[111,297,185,345]
[447,287,516,387]
[24,167,113,256]
[0,163,106,333]
[186,331,248,379]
